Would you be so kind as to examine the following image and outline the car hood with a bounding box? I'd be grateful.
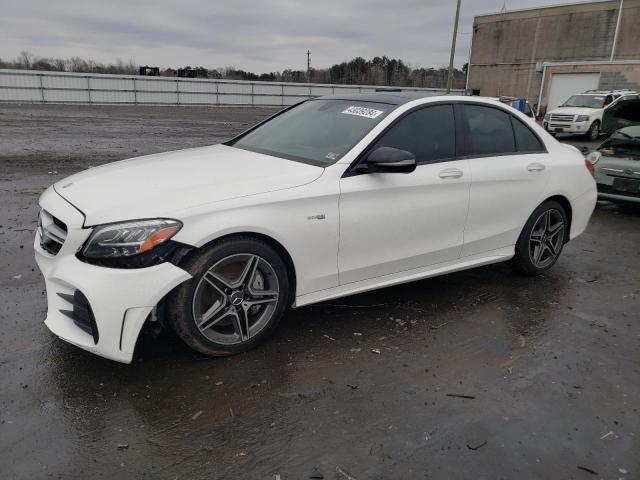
[598,128,640,160]
[550,107,598,116]
[54,144,323,226]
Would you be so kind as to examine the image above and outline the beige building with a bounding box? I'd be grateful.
[466,0,640,115]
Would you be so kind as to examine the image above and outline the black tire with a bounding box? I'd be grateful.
[586,121,600,141]
[165,236,290,357]
[511,200,568,276]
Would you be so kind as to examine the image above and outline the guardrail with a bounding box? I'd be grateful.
[0,69,457,106]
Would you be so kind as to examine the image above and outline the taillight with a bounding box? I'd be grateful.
[584,158,595,177]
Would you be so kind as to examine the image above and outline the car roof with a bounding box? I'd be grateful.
[314,93,523,115]
[580,91,636,96]
[316,91,444,105]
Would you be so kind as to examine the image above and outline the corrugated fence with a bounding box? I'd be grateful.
[0,69,455,106]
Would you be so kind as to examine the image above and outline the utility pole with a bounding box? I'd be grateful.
[306,50,311,83]
[446,0,462,93]
[610,0,624,61]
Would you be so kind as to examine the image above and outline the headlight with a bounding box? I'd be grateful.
[82,219,182,259]
[577,115,589,122]
[544,113,550,121]
[586,151,601,165]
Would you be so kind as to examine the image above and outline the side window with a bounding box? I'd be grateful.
[614,101,640,122]
[630,102,640,122]
[512,117,545,152]
[464,105,516,156]
[613,103,630,119]
[371,105,455,164]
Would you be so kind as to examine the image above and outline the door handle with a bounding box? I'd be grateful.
[439,168,463,179]
[527,162,546,172]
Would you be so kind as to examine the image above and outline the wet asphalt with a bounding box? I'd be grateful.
[1,104,638,479]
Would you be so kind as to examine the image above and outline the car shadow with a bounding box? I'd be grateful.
[47,259,569,377]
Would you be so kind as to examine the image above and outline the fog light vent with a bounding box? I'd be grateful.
[58,290,99,344]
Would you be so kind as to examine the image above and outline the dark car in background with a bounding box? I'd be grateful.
[602,96,640,135]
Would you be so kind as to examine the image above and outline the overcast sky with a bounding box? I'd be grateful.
[1,0,577,72]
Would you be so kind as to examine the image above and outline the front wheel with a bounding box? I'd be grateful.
[511,201,568,276]
[166,237,290,357]
[586,121,600,141]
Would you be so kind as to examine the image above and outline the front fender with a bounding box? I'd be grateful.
[170,180,341,297]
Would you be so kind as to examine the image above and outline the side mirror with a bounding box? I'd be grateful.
[366,147,417,173]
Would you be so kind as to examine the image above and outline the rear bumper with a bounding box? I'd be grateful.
[569,187,597,240]
[35,187,191,363]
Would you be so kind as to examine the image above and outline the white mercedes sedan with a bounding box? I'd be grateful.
[35,93,597,363]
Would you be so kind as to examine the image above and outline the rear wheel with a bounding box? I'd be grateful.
[166,237,290,356]
[511,201,567,276]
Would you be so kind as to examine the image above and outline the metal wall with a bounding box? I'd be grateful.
[0,69,452,106]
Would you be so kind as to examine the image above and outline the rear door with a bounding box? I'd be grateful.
[338,104,470,284]
[460,104,550,257]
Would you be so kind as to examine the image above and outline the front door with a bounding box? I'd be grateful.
[338,104,470,285]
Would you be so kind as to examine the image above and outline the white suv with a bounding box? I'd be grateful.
[543,90,638,140]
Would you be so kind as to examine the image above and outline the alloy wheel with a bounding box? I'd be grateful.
[528,209,565,269]
[191,253,280,345]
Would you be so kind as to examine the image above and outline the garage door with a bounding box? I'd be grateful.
[547,73,600,111]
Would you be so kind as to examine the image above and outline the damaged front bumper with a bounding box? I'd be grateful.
[34,186,191,363]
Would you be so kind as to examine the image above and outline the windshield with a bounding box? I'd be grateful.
[228,99,392,166]
[561,95,606,109]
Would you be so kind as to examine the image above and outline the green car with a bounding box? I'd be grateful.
[587,126,640,204]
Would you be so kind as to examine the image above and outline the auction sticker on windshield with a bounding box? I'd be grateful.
[342,106,384,119]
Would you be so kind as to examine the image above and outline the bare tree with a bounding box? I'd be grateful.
[0,52,466,88]
[17,51,34,69]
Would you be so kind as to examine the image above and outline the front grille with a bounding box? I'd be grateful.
[549,114,575,123]
[38,209,67,255]
[57,290,100,344]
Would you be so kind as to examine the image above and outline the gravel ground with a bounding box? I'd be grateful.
[1,104,638,480]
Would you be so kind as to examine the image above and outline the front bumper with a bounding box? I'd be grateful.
[597,184,640,204]
[544,121,589,134]
[35,187,191,363]
[595,164,640,204]
[597,191,640,203]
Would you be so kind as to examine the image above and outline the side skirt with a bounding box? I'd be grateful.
[293,246,514,307]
